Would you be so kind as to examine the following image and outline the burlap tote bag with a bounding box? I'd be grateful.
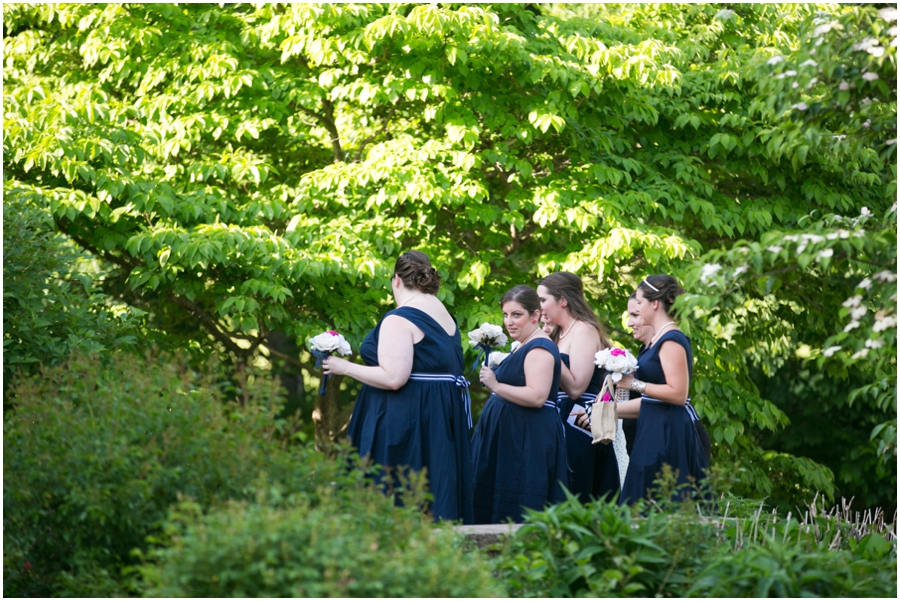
[590,375,618,445]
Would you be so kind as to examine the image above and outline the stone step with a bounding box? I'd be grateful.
[454,523,522,550]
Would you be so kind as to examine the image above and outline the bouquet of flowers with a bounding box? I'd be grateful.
[588,347,638,446]
[488,351,509,369]
[468,323,509,372]
[594,347,638,401]
[309,330,352,395]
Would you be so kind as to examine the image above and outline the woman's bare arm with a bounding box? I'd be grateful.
[322,314,418,390]
[480,347,555,408]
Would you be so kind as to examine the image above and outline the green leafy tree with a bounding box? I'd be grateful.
[3,3,894,506]
[675,4,897,510]
[3,193,146,405]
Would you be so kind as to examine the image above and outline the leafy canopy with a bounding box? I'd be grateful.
[3,3,895,507]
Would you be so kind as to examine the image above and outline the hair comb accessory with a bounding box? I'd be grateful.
[641,279,659,292]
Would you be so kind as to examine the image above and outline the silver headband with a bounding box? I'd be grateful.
[641,279,659,292]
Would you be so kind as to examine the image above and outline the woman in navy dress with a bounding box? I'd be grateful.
[323,250,474,523]
[471,285,568,524]
[621,292,712,464]
[614,275,708,504]
[537,272,620,502]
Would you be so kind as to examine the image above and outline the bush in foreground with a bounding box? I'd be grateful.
[138,484,502,597]
[493,482,897,597]
[2,352,360,596]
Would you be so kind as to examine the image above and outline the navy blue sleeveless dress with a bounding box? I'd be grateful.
[558,356,620,502]
[347,306,474,524]
[470,338,568,524]
[620,330,707,505]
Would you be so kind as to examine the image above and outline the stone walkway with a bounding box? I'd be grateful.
[455,523,522,549]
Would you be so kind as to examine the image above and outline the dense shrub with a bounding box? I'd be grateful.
[492,492,714,597]
[138,486,503,597]
[493,486,897,598]
[688,539,897,597]
[2,352,362,597]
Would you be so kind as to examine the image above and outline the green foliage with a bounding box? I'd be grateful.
[671,3,897,510]
[678,206,897,509]
[1,351,348,597]
[688,541,897,598]
[493,488,897,598]
[755,5,897,161]
[2,192,146,404]
[755,362,897,513]
[2,2,895,507]
[138,488,502,597]
[493,493,712,597]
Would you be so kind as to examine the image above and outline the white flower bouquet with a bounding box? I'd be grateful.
[589,347,639,446]
[593,347,638,383]
[309,330,352,395]
[468,323,508,370]
[488,351,509,368]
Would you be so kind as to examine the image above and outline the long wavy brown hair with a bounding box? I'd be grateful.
[539,272,611,348]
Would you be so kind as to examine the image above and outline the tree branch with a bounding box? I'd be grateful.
[60,224,140,271]
[168,293,246,357]
[264,344,316,372]
[297,100,344,163]
[352,104,398,163]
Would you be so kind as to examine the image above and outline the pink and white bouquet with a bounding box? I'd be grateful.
[594,346,638,406]
[309,330,352,395]
[588,347,638,446]
[593,347,638,383]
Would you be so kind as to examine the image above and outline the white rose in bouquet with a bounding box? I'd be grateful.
[604,354,629,378]
[594,347,638,382]
[594,348,611,367]
[468,323,508,374]
[309,330,352,395]
[468,322,508,348]
[488,352,509,368]
[309,331,352,355]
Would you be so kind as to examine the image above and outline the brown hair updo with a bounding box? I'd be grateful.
[500,285,541,316]
[637,274,685,317]
[539,272,612,348]
[394,250,441,294]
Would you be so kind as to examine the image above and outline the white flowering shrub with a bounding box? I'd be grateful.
[677,205,896,507]
[756,5,897,159]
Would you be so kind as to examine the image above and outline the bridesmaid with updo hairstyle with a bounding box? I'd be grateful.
[323,250,474,523]
[470,285,568,524]
[614,274,708,504]
[537,272,621,502]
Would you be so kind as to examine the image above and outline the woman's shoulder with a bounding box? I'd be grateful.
[573,320,601,340]
[658,329,691,351]
[377,309,419,332]
[561,321,600,352]
[385,305,458,337]
[524,337,560,358]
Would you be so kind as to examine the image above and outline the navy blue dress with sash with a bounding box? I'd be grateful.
[347,306,474,524]
[470,338,568,524]
[620,330,707,505]
[558,356,620,502]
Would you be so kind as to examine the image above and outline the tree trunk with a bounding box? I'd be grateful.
[312,374,353,451]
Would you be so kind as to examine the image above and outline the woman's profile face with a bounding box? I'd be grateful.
[536,285,565,326]
[502,300,536,342]
[635,288,656,323]
[626,298,648,343]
